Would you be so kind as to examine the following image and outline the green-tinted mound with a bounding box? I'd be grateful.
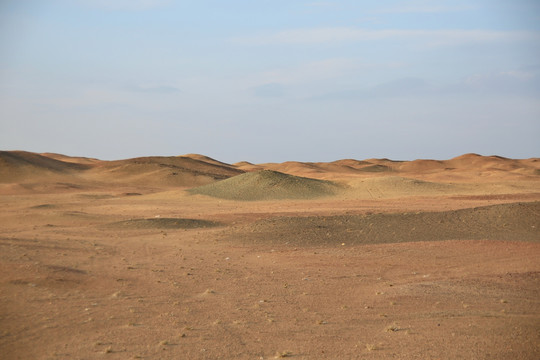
[358,164,394,172]
[106,218,221,229]
[228,201,540,246]
[188,170,341,201]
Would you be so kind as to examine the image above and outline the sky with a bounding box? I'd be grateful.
[1,0,539,163]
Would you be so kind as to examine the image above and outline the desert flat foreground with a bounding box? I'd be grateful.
[0,151,539,359]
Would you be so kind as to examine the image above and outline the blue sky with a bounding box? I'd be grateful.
[1,0,539,162]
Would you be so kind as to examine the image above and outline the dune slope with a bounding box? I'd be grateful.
[0,151,244,189]
[88,156,243,187]
[0,151,90,183]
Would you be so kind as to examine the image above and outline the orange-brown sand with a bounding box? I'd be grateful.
[0,151,539,359]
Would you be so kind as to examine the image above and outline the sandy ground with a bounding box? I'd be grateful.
[0,152,539,359]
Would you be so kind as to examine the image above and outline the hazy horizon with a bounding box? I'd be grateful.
[1,0,539,163]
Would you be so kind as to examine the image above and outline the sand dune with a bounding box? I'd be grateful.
[188,169,341,200]
[179,153,235,168]
[396,153,537,175]
[1,150,539,359]
[88,156,243,187]
[257,161,328,175]
[1,151,538,197]
[259,160,395,176]
[343,176,461,199]
[232,161,264,172]
[252,154,539,183]
[0,151,243,191]
[329,159,373,169]
[0,150,90,183]
[396,159,446,173]
[40,152,101,165]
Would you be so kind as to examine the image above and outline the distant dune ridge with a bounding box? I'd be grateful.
[256,159,394,175]
[0,151,243,190]
[89,155,243,187]
[0,151,538,196]
[40,152,101,165]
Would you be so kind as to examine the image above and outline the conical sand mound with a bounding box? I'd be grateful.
[188,170,341,201]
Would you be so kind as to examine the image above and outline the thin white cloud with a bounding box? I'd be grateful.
[125,83,181,94]
[311,77,434,101]
[251,83,285,98]
[376,4,474,13]
[305,1,337,8]
[463,69,540,94]
[312,68,540,102]
[231,28,539,46]
[242,58,407,99]
[251,58,365,86]
[373,0,474,13]
[76,0,172,11]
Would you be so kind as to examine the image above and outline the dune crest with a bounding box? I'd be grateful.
[0,151,243,190]
[89,155,243,187]
[40,152,101,165]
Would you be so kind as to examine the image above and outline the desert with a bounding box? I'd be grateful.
[0,150,539,359]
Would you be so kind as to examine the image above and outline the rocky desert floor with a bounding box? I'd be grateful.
[0,151,539,359]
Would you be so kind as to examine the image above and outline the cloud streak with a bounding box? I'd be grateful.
[231,28,540,46]
[312,68,540,102]
[251,83,285,98]
[76,0,172,11]
[311,77,433,101]
[305,2,337,8]
[376,3,475,13]
[464,70,540,95]
[125,84,182,94]
[252,58,364,86]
